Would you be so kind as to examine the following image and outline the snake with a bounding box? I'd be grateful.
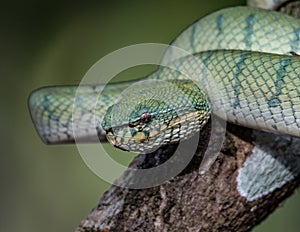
[29,0,300,154]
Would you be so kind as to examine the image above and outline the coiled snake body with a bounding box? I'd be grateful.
[29,1,300,153]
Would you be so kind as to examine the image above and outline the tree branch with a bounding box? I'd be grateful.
[75,121,300,231]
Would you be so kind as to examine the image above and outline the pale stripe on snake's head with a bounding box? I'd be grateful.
[101,79,211,152]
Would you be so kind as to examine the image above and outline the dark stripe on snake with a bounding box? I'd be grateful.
[202,51,214,66]
[190,23,197,52]
[233,53,249,109]
[174,57,187,79]
[43,94,51,110]
[216,14,224,36]
[268,59,292,107]
[154,67,163,80]
[244,14,256,48]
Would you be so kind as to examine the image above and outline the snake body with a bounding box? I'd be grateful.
[29,1,300,152]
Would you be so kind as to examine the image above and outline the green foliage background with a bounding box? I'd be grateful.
[0,0,299,231]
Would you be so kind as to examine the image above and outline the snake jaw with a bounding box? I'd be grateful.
[106,130,130,151]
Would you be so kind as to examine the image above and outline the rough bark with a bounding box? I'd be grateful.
[75,121,300,232]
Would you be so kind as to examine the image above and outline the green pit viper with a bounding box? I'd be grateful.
[29,0,300,155]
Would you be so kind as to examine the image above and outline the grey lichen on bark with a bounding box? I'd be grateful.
[75,121,300,232]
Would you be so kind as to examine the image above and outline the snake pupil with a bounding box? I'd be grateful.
[140,112,151,123]
[128,112,151,130]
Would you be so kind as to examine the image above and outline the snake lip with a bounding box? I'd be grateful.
[113,144,129,152]
[105,129,130,152]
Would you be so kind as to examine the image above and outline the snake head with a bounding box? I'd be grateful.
[101,79,211,153]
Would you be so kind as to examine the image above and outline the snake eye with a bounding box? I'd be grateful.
[140,112,151,123]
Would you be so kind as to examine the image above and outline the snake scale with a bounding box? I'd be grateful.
[29,0,300,153]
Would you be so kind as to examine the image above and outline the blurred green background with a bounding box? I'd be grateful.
[1,0,299,231]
